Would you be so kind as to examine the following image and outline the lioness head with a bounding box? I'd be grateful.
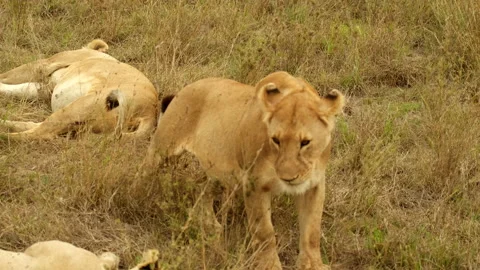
[256,71,345,194]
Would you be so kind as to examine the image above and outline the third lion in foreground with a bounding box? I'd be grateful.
[139,71,344,269]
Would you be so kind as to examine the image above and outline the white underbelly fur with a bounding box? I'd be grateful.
[50,72,96,112]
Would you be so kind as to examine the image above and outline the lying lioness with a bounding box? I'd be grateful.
[0,240,119,270]
[0,240,161,270]
[139,71,344,269]
[0,39,158,140]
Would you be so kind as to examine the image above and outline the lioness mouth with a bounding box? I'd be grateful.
[284,180,302,186]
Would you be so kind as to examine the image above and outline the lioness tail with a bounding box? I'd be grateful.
[161,95,175,113]
[106,90,126,138]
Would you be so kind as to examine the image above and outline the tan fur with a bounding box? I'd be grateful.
[0,39,158,140]
[129,249,160,270]
[0,240,119,270]
[85,39,109,52]
[139,71,344,269]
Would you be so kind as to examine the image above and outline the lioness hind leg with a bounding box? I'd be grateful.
[3,94,114,140]
[120,117,156,140]
[138,123,194,180]
[198,177,223,238]
[137,140,187,180]
[0,120,41,132]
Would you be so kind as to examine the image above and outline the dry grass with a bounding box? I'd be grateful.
[1,0,480,269]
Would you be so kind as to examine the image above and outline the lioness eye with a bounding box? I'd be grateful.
[272,137,280,145]
[300,140,310,147]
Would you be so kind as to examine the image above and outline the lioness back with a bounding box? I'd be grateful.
[159,77,266,175]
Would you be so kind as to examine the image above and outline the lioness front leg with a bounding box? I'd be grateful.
[295,181,329,270]
[244,184,282,270]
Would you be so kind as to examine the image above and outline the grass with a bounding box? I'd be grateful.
[1,0,480,269]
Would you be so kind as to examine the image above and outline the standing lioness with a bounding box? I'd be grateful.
[140,71,344,269]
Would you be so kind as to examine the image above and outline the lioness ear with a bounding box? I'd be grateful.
[257,82,289,111]
[321,89,345,116]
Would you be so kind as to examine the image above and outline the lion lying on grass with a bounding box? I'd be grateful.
[0,240,119,270]
[0,39,158,140]
[0,240,161,270]
[139,71,344,269]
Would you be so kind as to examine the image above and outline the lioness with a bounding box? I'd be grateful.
[0,240,119,270]
[139,71,344,269]
[0,240,163,270]
[0,39,158,140]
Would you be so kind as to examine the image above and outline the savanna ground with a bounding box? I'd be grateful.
[1,0,480,269]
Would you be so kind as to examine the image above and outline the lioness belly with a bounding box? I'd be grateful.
[49,59,121,112]
[50,73,96,111]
